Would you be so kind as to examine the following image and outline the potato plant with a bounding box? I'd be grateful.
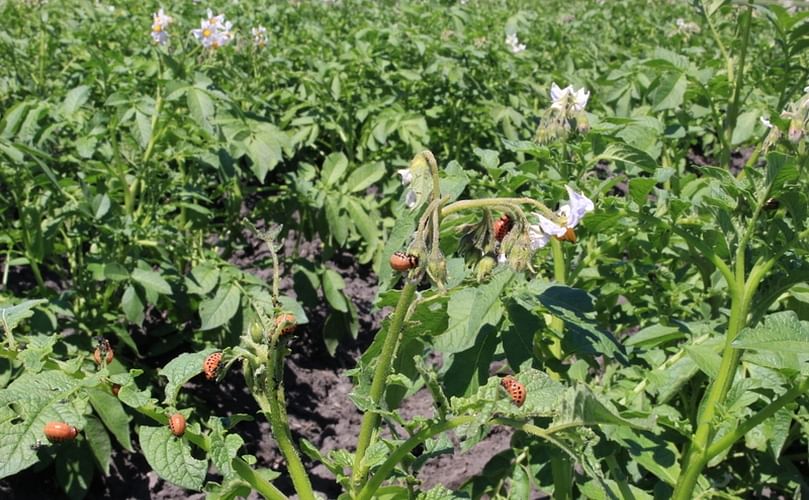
[1,0,809,499]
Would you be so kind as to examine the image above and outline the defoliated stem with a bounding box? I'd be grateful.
[351,280,418,491]
[258,346,315,500]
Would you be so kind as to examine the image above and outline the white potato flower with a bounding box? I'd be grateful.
[151,8,173,45]
[505,33,526,54]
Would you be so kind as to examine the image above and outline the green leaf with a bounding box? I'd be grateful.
[55,442,95,500]
[121,285,145,326]
[503,302,541,370]
[245,123,288,182]
[83,416,112,475]
[731,110,758,145]
[325,196,348,246]
[434,269,513,353]
[139,426,206,491]
[651,73,686,111]
[131,268,172,296]
[186,263,220,296]
[59,85,91,116]
[88,388,133,451]
[628,177,657,206]
[0,370,86,479]
[322,269,348,313]
[199,283,241,331]
[625,324,686,348]
[345,161,385,193]
[187,87,215,134]
[685,344,722,379]
[321,152,349,186]
[556,384,652,429]
[207,418,244,479]
[0,299,47,335]
[604,426,681,486]
[733,311,809,353]
[160,348,219,405]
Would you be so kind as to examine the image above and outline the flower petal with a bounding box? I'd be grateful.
[563,186,594,227]
[537,215,567,237]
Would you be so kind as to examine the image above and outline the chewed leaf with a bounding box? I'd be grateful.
[555,384,653,430]
[159,348,219,405]
[138,426,206,491]
[0,371,87,479]
[450,368,565,448]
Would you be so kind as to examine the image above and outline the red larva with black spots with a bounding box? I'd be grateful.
[493,214,513,242]
[389,251,419,272]
[500,375,526,407]
[169,413,186,437]
[44,422,78,442]
[203,352,222,381]
[275,313,297,336]
[93,339,114,365]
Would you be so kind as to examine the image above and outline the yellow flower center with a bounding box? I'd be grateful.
[203,28,212,37]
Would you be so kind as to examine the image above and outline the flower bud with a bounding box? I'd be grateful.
[507,233,534,272]
[476,256,497,282]
[788,118,803,143]
[426,250,448,290]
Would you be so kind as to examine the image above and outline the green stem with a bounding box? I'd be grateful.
[442,197,557,221]
[355,416,475,500]
[549,238,566,360]
[231,457,288,500]
[673,283,747,499]
[351,279,418,491]
[705,377,809,461]
[259,347,315,500]
[721,1,754,168]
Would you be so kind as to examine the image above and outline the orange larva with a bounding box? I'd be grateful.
[93,339,114,365]
[555,227,577,243]
[274,313,297,336]
[203,352,222,381]
[44,421,78,442]
[169,413,186,437]
[493,214,514,242]
[390,251,419,272]
[500,375,526,407]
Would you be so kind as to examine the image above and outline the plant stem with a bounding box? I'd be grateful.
[549,238,566,362]
[351,279,418,491]
[442,197,557,221]
[705,377,809,461]
[673,283,747,499]
[259,346,315,500]
[355,416,474,500]
[231,456,288,500]
[721,1,754,168]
